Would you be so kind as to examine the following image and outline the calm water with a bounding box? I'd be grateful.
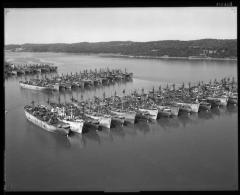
[5,52,238,191]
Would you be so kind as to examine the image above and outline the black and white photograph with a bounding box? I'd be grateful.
[4,5,238,191]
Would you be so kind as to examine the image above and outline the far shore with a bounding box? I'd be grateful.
[5,50,237,61]
[100,53,237,61]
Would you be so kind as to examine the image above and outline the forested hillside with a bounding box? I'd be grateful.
[5,39,237,58]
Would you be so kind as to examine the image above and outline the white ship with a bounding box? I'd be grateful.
[168,105,180,116]
[176,102,199,113]
[138,108,158,120]
[157,106,172,117]
[214,96,228,106]
[52,106,84,134]
[20,81,50,90]
[24,105,70,136]
[110,110,136,124]
[59,118,84,134]
[85,113,112,129]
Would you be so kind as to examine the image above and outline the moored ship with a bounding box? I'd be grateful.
[51,106,84,134]
[110,109,136,124]
[228,93,238,105]
[157,106,172,117]
[20,81,50,90]
[138,108,158,120]
[199,100,211,111]
[24,104,70,136]
[85,113,112,129]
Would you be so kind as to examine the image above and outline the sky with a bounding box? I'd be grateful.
[4,7,237,44]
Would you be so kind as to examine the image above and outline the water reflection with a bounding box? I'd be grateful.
[226,104,238,114]
[198,110,214,120]
[156,117,181,130]
[68,132,86,150]
[211,107,221,117]
[122,125,138,137]
[82,130,101,146]
[25,120,71,150]
[110,126,125,139]
[96,128,114,143]
[134,121,151,134]
[24,103,238,150]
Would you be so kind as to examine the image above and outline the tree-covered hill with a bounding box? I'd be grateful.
[5,39,237,58]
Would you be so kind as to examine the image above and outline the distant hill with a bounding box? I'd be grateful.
[5,39,237,58]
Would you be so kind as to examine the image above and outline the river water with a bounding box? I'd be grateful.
[4,52,238,191]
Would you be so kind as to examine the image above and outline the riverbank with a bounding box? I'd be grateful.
[5,51,237,62]
[99,53,237,61]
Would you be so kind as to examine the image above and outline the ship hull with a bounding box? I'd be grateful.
[138,108,158,120]
[60,119,84,134]
[176,103,192,113]
[85,114,111,129]
[169,106,179,116]
[111,116,125,126]
[199,103,211,111]
[110,110,136,124]
[135,111,151,121]
[228,96,238,105]
[25,110,70,136]
[20,82,49,90]
[188,103,200,113]
[215,97,228,106]
[157,106,171,117]
[206,97,221,107]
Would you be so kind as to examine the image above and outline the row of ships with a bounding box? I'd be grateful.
[19,68,133,90]
[24,72,238,137]
[4,62,58,77]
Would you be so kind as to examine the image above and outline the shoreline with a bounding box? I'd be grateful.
[5,51,237,61]
[100,54,237,61]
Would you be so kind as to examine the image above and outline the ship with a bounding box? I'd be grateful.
[52,106,84,134]
[199,100,212,111]
[19,81,50,90]
[85,113,112,129]
[175,102,192,114]
[168,105,180,116]
[228,93,238,105]
[214,96,228,106]
[206,97,222,107]
[138,108,158,120]
[60,118,84,134]
[24,105,70,136]
[157,106,172,117]
[110,109,136,124]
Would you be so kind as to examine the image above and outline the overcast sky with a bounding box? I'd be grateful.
[4,7,237,44]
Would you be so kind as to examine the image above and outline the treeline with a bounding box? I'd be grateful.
[5,39,237,58]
